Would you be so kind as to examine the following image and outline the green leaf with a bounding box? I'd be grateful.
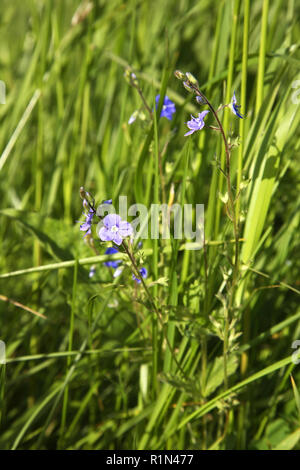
[290,375,300,423]
[274,428,300,450]
[204,355,238,397]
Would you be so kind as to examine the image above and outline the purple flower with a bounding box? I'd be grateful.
[196,95,206,105]
[230,92,243,119]
[79,208,94,237]
[98,214,133,246]
[184,110,209,136]
[132,267,148,284]
[155,95,176,121]
[104,247,122,269]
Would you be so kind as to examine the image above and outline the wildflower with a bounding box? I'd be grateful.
[79,208,94,237]
[229,91,243,119]
[124,69,138,86]
[196,95,206,105]
[130,72,138,86]
[104,247,122,269]
[102,199,112,205]
[103,247,123,277]
[155,95,176,121]
[132,267,148,284]
[89,266,96,278]
[184,110,209,136]
[98,214,133,246]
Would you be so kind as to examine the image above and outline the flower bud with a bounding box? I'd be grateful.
[124,69,138,86]
[185,72,199,87]
[196,95,206,105]
[183,81,194,93]
[174,70,185,80]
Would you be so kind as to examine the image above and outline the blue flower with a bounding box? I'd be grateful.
[98,214,133,246]
[184,110,209,136]
[132,267,148,284]
[155,95,176,121]
[79,208,94,237]
[104,247,122,269]
[230,91,243,119]
[196,95,206,105]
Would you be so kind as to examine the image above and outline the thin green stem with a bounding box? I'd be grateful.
[152,96,159,395]
[122,241,185,377]
[192,86,240,292]
[59,259,78,446]
[185,80,240,391]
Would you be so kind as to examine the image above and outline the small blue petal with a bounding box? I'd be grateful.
[132,267,148,283]
[230,92,244,119]
[155,95,176,120]
[104,247,122,269]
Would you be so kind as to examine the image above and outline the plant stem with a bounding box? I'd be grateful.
[122,241,185,377]
[193,85,240,293]
[130,76,153,118]
[189,83,240,390]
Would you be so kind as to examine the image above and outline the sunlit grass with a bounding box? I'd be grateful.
[0,0,300,450]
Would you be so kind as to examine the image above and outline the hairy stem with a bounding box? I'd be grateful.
[122,241,186,377]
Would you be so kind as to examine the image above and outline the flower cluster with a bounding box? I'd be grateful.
[174,70,244,136]
[78,190,147,285]
[79,208,94,237]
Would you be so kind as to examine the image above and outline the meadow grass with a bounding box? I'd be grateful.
[0,0,300,450]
